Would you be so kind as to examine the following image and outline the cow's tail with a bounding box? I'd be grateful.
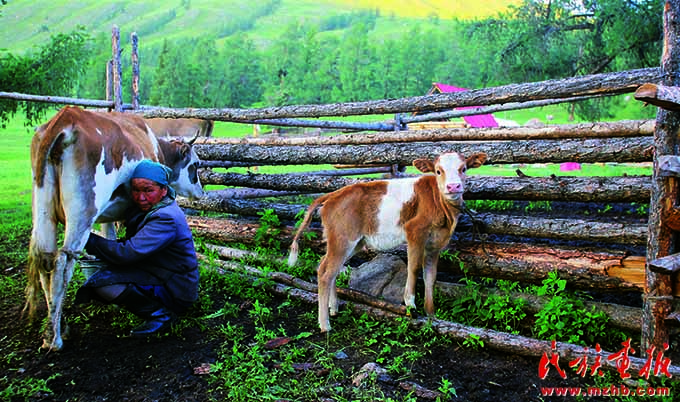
[288,195,326,267]
[23,240,53,319]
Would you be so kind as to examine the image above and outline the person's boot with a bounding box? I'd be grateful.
[110,284,176,337]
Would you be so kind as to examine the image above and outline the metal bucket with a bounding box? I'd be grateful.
[78,259,108,280]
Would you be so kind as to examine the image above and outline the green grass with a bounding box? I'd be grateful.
[0,114,33,212]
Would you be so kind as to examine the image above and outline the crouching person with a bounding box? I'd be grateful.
[75,160,199,337]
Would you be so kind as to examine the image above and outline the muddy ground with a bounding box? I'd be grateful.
[0,202,677,401]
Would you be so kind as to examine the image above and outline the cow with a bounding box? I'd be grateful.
[144,117,214,139]
[24,106,205,351]
[287,152,487,332]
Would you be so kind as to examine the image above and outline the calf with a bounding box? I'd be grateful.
[288,152,487,332]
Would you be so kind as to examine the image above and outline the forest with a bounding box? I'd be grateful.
[0,0,665,127]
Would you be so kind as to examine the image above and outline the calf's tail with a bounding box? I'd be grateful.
[288,196,326,267]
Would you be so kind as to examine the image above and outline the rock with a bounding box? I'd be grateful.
[352,362,389,386]
[349,254,407,304]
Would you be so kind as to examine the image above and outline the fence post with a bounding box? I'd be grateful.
[643,0,680,356]
[111,25,123,112]
[131,32,140,110]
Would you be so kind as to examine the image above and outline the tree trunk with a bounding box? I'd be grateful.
[195,136,653,165]
[196,172,651,203]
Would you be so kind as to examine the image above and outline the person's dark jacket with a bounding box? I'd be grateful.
[84,198,199,306]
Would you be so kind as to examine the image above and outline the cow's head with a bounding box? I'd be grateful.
[413,152,487,204]
[157,137,204,199]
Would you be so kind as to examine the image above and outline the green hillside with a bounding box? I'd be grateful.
[0,0,520,53]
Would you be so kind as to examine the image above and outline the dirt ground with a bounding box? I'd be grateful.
[0,201,675,401]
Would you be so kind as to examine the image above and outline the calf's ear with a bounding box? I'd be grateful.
[466,152,487,168]
[413,158,435,173]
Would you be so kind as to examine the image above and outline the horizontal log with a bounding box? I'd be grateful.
[648,254,680,274]
[197,172,651,203]
[142,68,662,121]
[186,216,657,294]
[195,136,653,166]
[198,120,654,146]
[438,241,646,293]
[634,82,680,111]
[180,197,647,245]
[657,154,680,176]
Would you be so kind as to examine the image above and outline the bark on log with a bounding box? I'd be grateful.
[643,1,680,354]
[195,136,653,165]
[141,68,662,121]
[635,82,680,111]
[198,120,654,147]
[197,172,651,203]
[186,216,652,294]
[180,197,647,246]
[439,241,645,293]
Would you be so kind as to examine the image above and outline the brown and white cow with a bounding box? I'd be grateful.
[25,106,204,351]
[287,152,487,332]
[144,117,214,139]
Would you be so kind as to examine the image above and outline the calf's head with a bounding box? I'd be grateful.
[413,152,487,203]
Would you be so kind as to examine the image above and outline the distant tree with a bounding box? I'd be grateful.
[465,0,662,119]
[0,26,90,127]
[210,34,263,107]
[336,24,379,101]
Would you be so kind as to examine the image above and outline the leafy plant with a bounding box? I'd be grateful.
[532,272,609,345]
[254,208,281,250]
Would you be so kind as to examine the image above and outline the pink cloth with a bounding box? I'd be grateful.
[433,83,499,128]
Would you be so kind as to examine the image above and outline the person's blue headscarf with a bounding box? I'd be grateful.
[131,160,176,199]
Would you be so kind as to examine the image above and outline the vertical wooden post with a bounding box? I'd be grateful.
[131,32,140,110]
[105,59,113,106]
[111,25,123,112]
[643,0,680,355]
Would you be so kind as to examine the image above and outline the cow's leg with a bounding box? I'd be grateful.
[317,235,358,333]
[404,233,426,311]
[44,219,93,350]
[422,250,441,316]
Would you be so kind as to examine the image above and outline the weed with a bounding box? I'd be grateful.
[254,208,281,249]
[0,373,60,401]
[532,272,610,346]
[462,333,484,349]
[438,378,458,400]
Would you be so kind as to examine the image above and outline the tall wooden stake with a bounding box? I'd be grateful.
[111,25,123,112]
[643,0,680,355]
[131,32,140,110]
